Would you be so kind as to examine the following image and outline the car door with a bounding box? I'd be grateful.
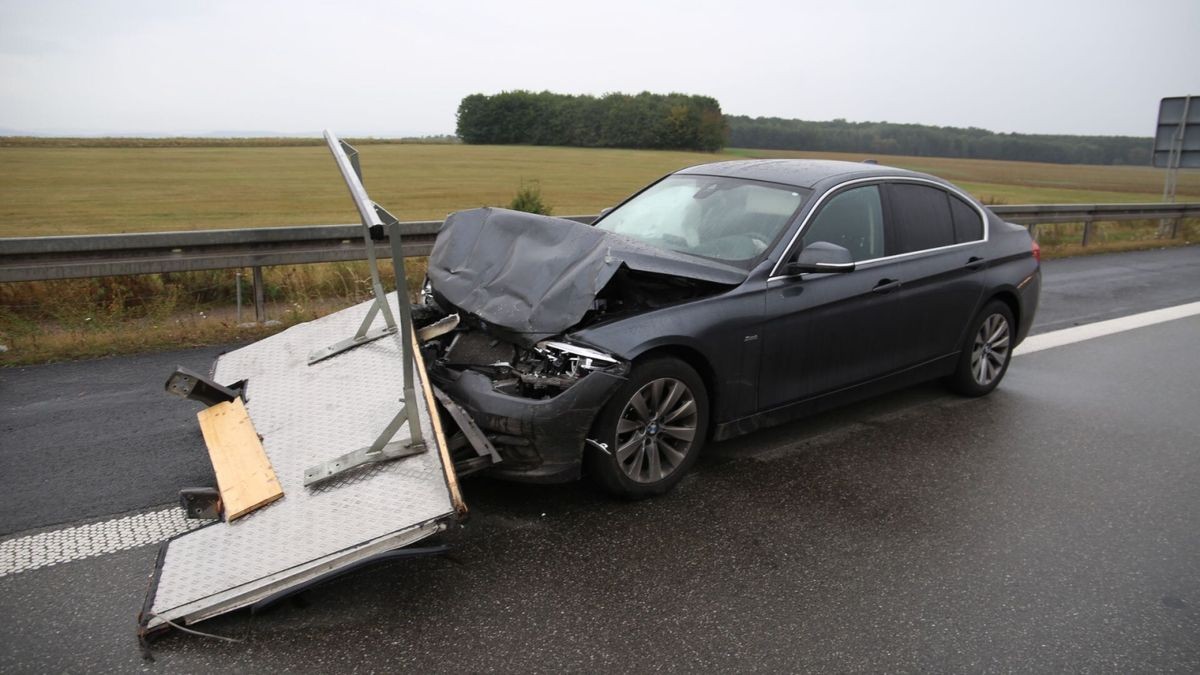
[758,183,910,410]
[877,182,987,368]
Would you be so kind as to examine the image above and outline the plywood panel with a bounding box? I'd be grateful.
[196,398,283,521]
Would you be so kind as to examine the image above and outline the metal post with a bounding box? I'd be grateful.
[1160,95,1192,238]
[389,221,423,449]
[252,266,265,324]
[1081,220,1092,247]
[306,132,400,365]
[235,269,243,324]
[300,131,432,486]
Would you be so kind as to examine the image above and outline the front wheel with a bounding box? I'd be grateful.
[947,300,1015,397]
[586,357,709,499]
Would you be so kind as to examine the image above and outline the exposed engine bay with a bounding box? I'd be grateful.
[416,263,726,400]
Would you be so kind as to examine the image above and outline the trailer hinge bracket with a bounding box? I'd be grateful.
[165,367,244,407]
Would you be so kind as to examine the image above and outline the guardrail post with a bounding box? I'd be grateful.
[1081,220,1093,247]
[236,269,243,323]
[1156,216,1182,239]
[252,266,266,323]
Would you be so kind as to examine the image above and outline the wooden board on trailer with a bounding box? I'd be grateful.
[196,398,283,521]
[411,328,467,517]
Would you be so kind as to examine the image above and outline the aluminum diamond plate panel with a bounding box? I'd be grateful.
[144,294,460,629]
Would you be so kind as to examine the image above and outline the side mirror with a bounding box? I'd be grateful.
[786,241,856,275]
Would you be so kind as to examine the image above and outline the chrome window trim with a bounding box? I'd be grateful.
[767,176,990,282]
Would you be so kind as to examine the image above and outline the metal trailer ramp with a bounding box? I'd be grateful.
[139,293,465,635]
[139,130,470,637]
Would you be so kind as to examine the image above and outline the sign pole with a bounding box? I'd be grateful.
[1155,95,1195,238]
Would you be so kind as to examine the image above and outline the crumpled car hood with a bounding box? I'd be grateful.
[427,207,745,343]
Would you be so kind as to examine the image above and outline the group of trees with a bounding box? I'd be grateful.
[456,91,728,152]
[727,116,1152,166]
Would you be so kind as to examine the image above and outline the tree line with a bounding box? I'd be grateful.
[727,116,1152,165]
[455,91,1153,165]
[456,91,727,152]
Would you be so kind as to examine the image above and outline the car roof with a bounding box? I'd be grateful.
[675,159,923,189]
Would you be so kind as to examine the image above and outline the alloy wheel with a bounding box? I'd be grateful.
[614,377,698,483]
[971,313,1011,386]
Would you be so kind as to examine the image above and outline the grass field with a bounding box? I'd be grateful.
[3,144,1198,237]
[0,145,725,237]
[1,142,1198,365]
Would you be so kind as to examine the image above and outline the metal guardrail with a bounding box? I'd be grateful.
[0,221,439,283]
[990,202,1200,246]
[0,205,1196,284]
[988,202,1200,225]
[0,215,596,283]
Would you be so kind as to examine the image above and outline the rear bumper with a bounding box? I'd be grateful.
[429,365,628,483]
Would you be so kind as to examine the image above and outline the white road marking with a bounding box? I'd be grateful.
[0,507,204,577]
[3,302,1199,578]
[1014,301,1200,356]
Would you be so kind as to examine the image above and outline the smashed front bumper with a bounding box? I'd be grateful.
[429,364,628,483]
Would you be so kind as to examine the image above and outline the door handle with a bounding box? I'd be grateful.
[965,256,986,270]
[872,278,901,294]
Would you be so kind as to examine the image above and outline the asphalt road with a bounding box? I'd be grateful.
[1032,246,1200,333]
[1,245,1198,672]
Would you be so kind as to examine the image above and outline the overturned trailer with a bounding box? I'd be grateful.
[139,132,480,638]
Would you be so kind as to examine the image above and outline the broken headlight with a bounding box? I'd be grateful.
[420,277,435,305]
[496,340,620,397]
[534,340,619,378]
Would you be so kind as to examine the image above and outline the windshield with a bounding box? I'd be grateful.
[594,175,808,264]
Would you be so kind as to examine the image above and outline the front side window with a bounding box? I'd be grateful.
[801,185,884,262]
[595,175,809,265]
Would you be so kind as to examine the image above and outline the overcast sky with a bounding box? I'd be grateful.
[1,0,1197,138]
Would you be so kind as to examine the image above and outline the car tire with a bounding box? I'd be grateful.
[947,300,1015,397]
[586,356,709,499]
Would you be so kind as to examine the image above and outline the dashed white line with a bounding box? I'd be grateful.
[0,507,205,577]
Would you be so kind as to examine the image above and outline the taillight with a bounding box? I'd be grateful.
[1031,239,1041,262]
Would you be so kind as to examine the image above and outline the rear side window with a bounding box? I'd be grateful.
[949,194,984,243]
[886,183,955,254]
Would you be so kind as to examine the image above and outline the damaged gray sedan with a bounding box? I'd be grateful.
[421,160,1041,498]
